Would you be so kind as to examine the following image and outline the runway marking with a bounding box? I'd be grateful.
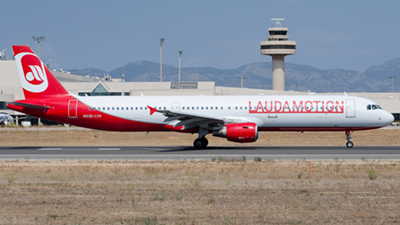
[97,148,121,151]
[37,148,63,151]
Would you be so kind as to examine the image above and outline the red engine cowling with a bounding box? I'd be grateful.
[213,123,258,143]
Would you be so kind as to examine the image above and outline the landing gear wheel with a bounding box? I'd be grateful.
[346,141,353,148]
[203,138,208,147]
[194,138,208,149]
[345,131,354,148]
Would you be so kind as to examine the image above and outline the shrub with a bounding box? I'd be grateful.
[7,175,16,184]
[50,215,58,220]
[367,168,379,180]
[254,157,262,162]
[297,173,302,179]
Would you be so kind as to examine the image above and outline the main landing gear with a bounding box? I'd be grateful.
[193,127,209,149]
[346,131,353,148]
[194,138,208,149]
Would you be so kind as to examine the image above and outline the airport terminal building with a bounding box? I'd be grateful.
[0,59,399,125]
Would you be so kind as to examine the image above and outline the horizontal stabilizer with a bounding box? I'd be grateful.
[8,102,50,109]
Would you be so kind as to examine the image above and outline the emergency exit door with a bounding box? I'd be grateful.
[172,102,180,112]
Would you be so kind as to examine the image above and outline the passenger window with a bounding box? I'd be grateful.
[112,107,114,110]
[121,107,123,110]
[201,107,204,110]
[117,107,119,110]
[192,107,194,110]
[235,107,238,110]
[228,107,231,110]
[140,107,142,110]
[221,106,223,110]
[211,107,213,110]
[206,107,208,110]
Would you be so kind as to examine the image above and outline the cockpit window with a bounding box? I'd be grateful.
[367,104,382,110]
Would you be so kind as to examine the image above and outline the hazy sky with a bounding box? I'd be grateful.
[2,1,400,72]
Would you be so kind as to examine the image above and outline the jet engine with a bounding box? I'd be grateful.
[213,123,258,143]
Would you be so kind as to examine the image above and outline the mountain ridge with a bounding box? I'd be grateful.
[67,58,400,92]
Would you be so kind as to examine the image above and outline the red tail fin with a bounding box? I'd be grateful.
[13,45,69,99]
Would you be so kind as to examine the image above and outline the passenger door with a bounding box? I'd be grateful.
[68,99,78,118]
[346,99,356,118]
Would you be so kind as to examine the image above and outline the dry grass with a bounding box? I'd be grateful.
[0,127,399,146]
[0,127,399,224]
[0,159,400,224]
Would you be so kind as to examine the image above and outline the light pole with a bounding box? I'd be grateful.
[178,51,183,82]
[32,36,45,58]
[32,36,45,126]
[159,38,165,82]
[389,75,397,92]
[237,75,245,88]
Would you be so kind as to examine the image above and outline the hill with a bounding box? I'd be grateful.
[67,58,400,92]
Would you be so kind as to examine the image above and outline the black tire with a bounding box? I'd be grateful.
[202,138,208,147]
[194,138,208,149]
[346,141,353,148]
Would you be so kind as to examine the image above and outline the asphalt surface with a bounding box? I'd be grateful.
[0,145,400,160]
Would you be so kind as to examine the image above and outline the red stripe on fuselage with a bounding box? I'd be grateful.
[258,127,379,132]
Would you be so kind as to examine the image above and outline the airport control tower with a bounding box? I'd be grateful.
[260,18,296,91]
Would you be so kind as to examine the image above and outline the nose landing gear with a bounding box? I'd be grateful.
[346,131,353,148]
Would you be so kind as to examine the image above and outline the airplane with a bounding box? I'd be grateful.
[6,45,394,148]
[0,113,14,125]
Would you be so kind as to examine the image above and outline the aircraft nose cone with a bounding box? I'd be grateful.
[381,111,394,125]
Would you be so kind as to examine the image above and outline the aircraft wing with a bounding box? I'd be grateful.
[148,106,225,130]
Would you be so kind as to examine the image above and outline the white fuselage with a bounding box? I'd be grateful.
[76,95,394,130]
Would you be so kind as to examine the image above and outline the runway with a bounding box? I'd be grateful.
[0,145,400,160]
